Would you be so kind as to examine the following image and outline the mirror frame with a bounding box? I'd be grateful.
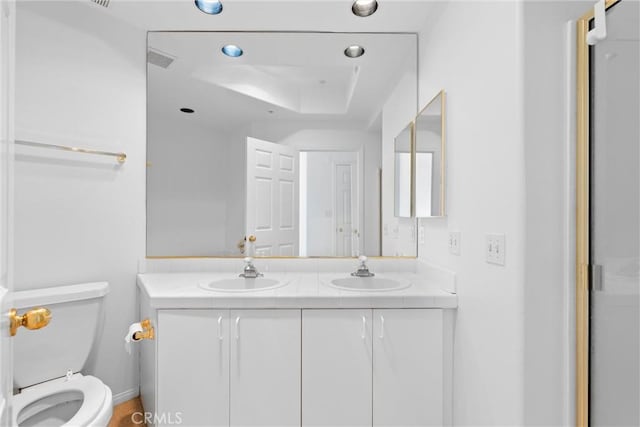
[414,89,446,218]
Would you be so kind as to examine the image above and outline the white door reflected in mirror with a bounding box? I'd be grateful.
[299,151,362,257]
[246,137,299,257]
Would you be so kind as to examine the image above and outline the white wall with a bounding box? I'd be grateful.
[147,112,245,256]
[522,2,592,425]
[417,2,526,425]
[14,1,145,402]
[0,2,16,423]
[224,130,247,254]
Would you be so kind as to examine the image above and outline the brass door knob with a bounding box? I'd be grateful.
[9,307,52,336]
[248,235,256,243]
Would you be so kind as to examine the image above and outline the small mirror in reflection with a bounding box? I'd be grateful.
[394,122,413,218]
[415,90,446,217]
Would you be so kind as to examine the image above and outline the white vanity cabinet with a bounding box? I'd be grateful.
[229,309,301,427]
[138,271,456,427]
[372,309,443,427]
[155,309,301,427]
[302,309,374,427]
[301,309,444,427]
[157,309,229,427]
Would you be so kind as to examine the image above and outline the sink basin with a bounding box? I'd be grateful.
[329,277,411,292]
[199,277,287,293]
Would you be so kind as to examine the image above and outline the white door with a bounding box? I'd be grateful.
[157,310,229,427]
[302,309,372,427]
[246,137,298,256]
[373,309,443,427]
[334,163,356,256]
[230,309,300,427]
[0,1,15,424]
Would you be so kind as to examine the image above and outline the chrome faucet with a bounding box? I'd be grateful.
[351,255,375,277]
[239,257,263,278]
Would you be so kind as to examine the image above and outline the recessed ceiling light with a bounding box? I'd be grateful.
[222,45,243,57]
[352,0,378,17]
[195,0,223,15]
[180,108,195,113]
[344,45,365,58]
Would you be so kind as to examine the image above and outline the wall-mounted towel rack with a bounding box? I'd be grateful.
[15,139,127,164]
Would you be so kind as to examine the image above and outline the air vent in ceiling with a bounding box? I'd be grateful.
[90,0,110,8]
[147,49,176,69]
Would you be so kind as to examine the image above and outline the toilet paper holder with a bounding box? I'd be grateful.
[133,319,154,341]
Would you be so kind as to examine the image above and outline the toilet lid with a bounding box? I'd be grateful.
[13,375,108,426]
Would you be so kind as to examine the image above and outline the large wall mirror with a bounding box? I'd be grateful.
[147,32,418,257]
[414,90,446,218]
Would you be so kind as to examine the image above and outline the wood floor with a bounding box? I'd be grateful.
[108,397,147,427]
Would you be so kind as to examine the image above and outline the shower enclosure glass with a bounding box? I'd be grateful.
[589,1,639,425]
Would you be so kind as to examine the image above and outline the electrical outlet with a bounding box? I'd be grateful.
[392,224,399,240]
[449,231,461,255]
[486,234,506,265]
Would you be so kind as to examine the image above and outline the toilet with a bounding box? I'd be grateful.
[12,282,113,427]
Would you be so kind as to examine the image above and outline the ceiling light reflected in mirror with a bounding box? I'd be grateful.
[344,45,365,58]
[194,0,223,15]
[352,0,378,17]
[222,44,243,57]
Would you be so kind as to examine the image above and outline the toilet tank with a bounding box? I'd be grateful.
[12,282,109,389]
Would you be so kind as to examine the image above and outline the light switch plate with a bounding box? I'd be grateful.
[449,231,461,255]
[486,233,506,265]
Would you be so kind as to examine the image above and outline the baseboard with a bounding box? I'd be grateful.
[112,388,139,406]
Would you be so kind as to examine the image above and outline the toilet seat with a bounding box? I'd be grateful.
[12,374,112,427]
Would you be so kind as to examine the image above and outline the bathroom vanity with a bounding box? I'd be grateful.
[137,264,456,427]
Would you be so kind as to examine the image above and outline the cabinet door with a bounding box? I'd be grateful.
[157,310,229,427]
[373,309,443,427]
[302,309,372,427]
[230,309,301,427]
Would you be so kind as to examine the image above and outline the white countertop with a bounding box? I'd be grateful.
[137,272,457,309]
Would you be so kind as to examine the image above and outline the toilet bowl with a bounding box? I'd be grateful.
[12,282,114,427]
[12,374,112,427]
